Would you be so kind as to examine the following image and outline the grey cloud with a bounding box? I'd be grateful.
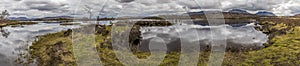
[13,0,22,1]
[221,0,288,11]
[115,0,135,3]
[177,0,220,9]
[157,0,171,3]
[12,8,30,11]
[24,1,67,11]
[291,7,300,14]
[11,13,26,15]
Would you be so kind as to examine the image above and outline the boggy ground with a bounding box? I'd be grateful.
[19,19,300,66]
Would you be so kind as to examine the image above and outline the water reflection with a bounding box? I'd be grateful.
[0,22,80,66]
[139,23,268,52]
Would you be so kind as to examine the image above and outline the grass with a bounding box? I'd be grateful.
[241,26,300,66]
[20,21,300,66]
[19,31,76,66]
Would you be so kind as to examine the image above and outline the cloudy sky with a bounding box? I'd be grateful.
[1,0,300,18]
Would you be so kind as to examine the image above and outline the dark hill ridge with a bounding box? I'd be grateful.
[8,17,31,21]
[255,11,276,16]
[187,11,205,15]
[294,14,300,17]
[32,16,74,21]
[187,9,251,15]
[228,9,251,14]
[43,16,74,19]
[187,11,257,19]
[185,9,277,19]
[10,16,75,21]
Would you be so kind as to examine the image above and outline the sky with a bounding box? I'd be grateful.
[0,0,300,18]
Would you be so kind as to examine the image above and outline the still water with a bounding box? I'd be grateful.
[139,22,268,52]
[0,22,80,66]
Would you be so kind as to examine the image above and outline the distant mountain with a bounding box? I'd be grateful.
[187,11,204,15]
[33,16,74,21]
[187,9,250,15]
[294,14,300,17]
[186,10,257,19]
[8,16,75,21]
[57,16,73,18]
[228,9,250,14]
[186,10,277,19]
[8,17,32,21]
[255,11,276,16]
[43,16,74,19]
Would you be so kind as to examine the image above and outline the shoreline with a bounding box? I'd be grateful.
[0,21,38,27]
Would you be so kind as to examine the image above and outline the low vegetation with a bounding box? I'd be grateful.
[241,26,300,65]
[19,20,300,66]
[17,30,76,66]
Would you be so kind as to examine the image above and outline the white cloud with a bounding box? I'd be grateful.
[0,0,299,17]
